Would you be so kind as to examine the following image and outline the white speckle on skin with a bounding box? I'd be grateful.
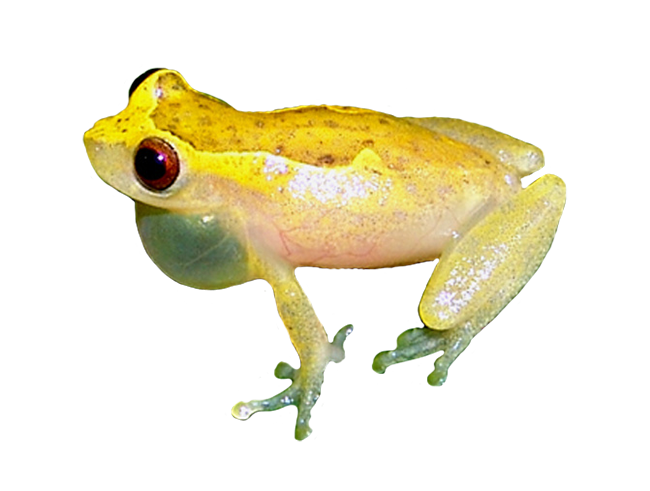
[288,167,388,205]
[263,154,289,181]
[436,290,456,306]
[155,88,163,98]
[527,151,541,163]
[504,174,513,185]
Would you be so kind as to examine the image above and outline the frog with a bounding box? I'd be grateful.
[84,69,566,440]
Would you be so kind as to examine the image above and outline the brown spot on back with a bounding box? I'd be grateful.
[317,154,335,165]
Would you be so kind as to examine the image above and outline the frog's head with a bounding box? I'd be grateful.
[85,69,256,290]
[83,68,235,213]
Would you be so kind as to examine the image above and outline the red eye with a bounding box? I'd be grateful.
[134,138,179,191]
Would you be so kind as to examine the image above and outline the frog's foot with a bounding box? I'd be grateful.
[330,326,356,363]
[231,362,324,440]
[373,323,480,386]
[232,325,353,440]
[275,358,300,379]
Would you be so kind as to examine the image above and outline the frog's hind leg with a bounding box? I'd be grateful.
[373,174,566,385]
[404,116,545,178]
[232,267,353,440]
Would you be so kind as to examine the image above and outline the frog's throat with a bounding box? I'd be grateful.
[134,202,251,290]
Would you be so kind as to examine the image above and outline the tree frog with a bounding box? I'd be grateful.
[84,69,566,440]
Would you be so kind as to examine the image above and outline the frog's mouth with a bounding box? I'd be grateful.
[134,201,252,290]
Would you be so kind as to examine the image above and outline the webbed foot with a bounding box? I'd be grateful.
[373,323,480,385]
[232,325,353,440]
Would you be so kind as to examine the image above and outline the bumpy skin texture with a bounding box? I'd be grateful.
[84,69,566,440]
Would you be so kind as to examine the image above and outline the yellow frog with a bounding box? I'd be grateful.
[84,69,566,440]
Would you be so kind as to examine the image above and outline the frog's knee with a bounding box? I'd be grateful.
[419,307,451,332]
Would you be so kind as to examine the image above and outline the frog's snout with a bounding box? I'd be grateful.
[83,117,108,149]
[83,115,120,166]
[83,124,107,170]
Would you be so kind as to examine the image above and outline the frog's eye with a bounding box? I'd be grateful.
[134,138,180,191]
[129,68,164,98]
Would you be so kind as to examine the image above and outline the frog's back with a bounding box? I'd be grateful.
[150,81,528,177]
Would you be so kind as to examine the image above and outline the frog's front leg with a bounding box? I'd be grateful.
[374,174,566,384]
[232,266,352,440]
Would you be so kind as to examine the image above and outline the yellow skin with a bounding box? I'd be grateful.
[84,69,566,440]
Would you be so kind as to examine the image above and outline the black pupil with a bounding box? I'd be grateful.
[135,147,167,181]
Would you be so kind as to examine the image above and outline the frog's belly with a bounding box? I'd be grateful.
[253,198,497,269]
